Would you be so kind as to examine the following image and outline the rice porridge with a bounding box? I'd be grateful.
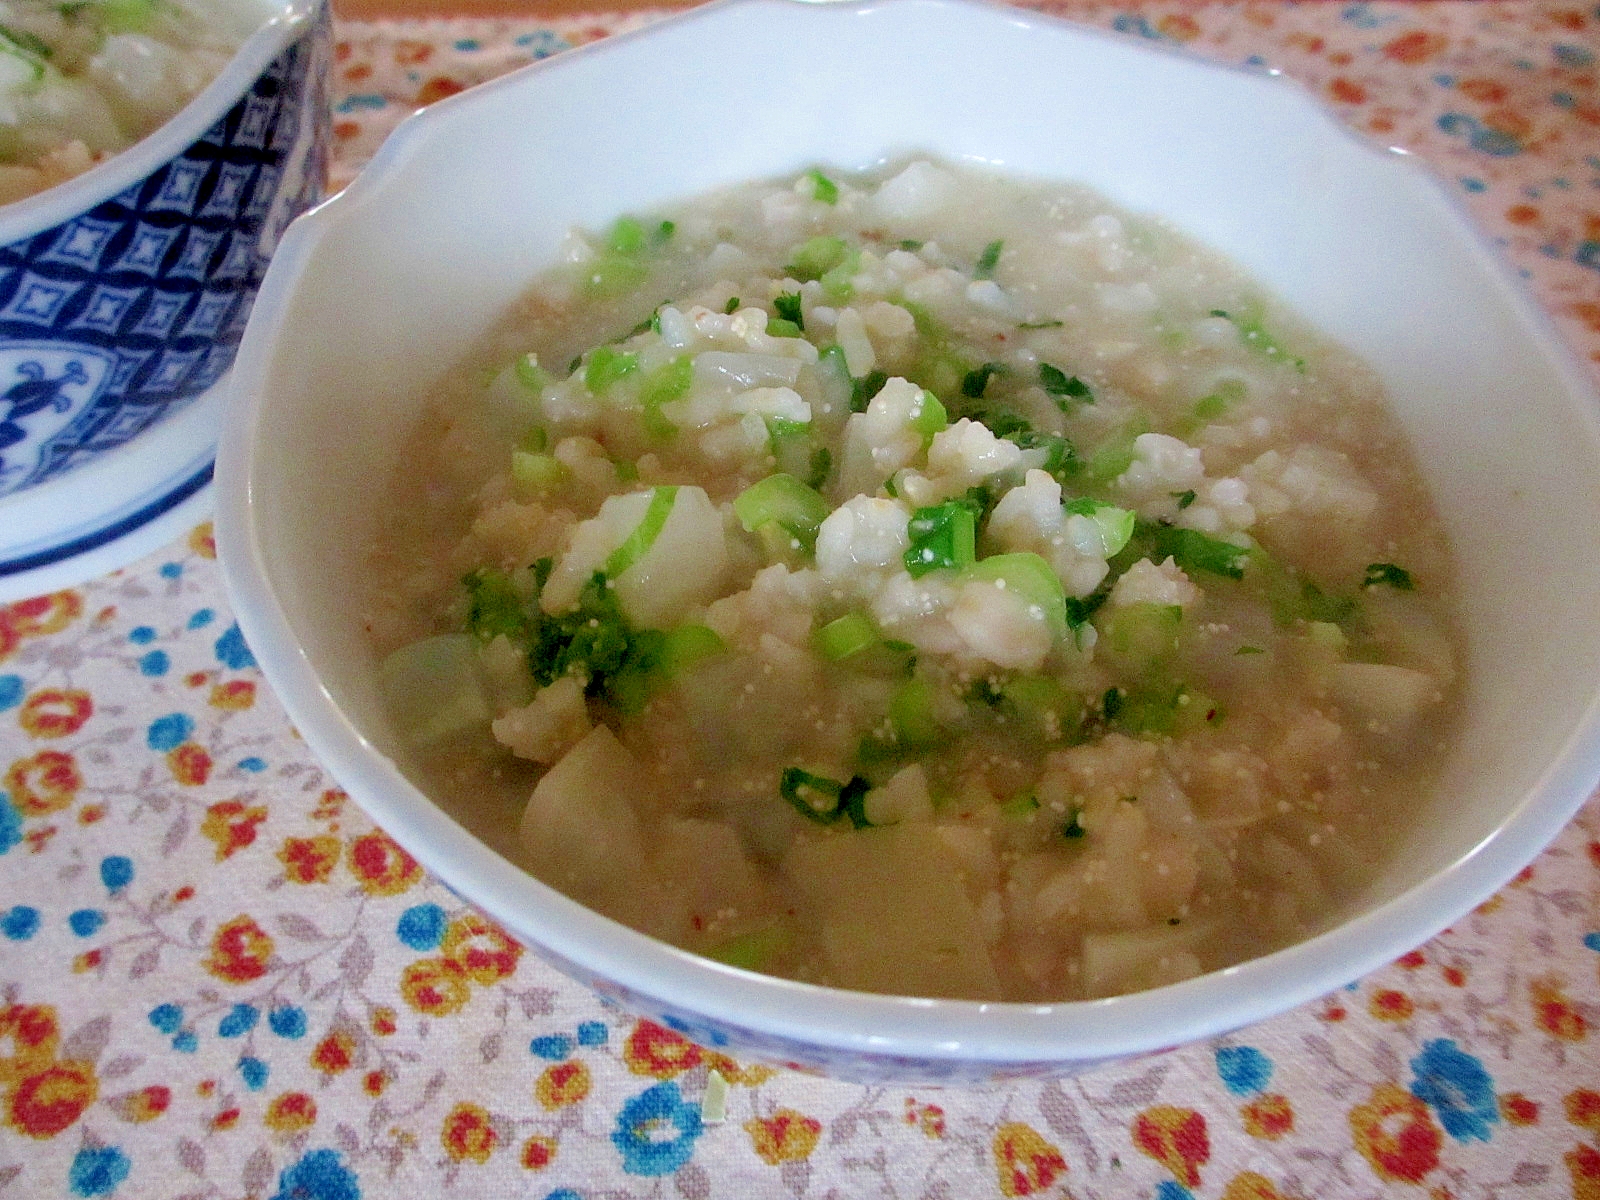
[365,160,1460,1002]
[0,0,246,203]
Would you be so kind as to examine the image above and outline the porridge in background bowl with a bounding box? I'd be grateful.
[0,0,245,203]
[217,0,1600,1080]
[367,160,1460,1004]
[0,0,326,601]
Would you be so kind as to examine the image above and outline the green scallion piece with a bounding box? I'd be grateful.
[733,474,831,551]
[975,239,1004,279]
[779,767,844,823]
[602,486,678,580]
[815,612,878,662]
[904,499,977,577]
[1039,363,1093,410]
[965,552,1069,637]
[1363,562,1414,591]
[584,346,639,394]
[806,168,840,205]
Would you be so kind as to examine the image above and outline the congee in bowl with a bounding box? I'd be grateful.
[364,159,1460,1003]
[218,0,1600,1078]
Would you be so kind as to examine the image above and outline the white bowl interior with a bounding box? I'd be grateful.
[223,0,1600,1064]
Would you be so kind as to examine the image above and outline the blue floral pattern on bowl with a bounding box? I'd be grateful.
[0,6,330,499]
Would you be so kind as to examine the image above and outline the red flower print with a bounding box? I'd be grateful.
[347,830,421,895]
[167,742,212,786]
[1132,1106,1209,1188]
[1500,1093,1539,1125]
[279,835,340,884]
[1370,988,1415,1021]
[441,913,521,984]
[4,1059,97,1138]
[746,1109,822,1166]
[0,1004,59,1081]
[535,1060,591,1111]
[311,1031,356,1075]
[208,680,256,710]
[1220,1172,1286,1200]
[1382,30,1447,64]
[1566,1088,1600,1133]
[441,1101,497,1163]
[520,1134,557,1170]
[201,800,267,861]
[992,1121,1067,1196]
[1349,1082,1442,1185]
[2,592,81,638]
[17,689,92,738]
[6,750,82,816]
[400,958,471,1017]
[1242,1094,1294,1140]
[187,524,216,558]
[1531,977,1589,1041]
[1568,1143,1600,1200]
[108,1084,170,1123]
[204,915,275,984]
[623,1020,702,1079]
[265,1091,317,1134]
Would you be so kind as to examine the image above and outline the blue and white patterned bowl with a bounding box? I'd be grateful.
[0,0,330,601]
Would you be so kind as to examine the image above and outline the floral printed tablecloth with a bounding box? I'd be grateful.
[4,3,1600,1198]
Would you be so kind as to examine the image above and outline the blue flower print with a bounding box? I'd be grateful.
[215,623,256,669]
[269,1148,360,1200]
[68,1146,131,1197]
[1409,1038,1499,1142]
[611,1081,704,1176]
[0,792,23,856]
[1215,1045,1272,1096]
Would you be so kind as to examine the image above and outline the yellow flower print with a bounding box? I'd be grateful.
[400,957,471,1016]
[535,1060,591,1111]
[993,1122,1067,1196]
[745,1108,822,1166]
[346,830,422,895]
[1349,1081,1442,1186]
[441,1101,497,1163]
[440,913,522,984]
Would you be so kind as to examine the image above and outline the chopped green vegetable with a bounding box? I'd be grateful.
[705,927,790,972]
[766,318,803,339]
[1019,319,1065,330]
[510,451,569,497]
[1039,363,1093,411]
[602,486,678,579]
[815,612,878,662]
[608,217,647,255]
[773,291,804,331]
[805,168,839,205]
[733,474,831,552]
[639,356,691,440]
[724,296,740,314]
[584,346,639,394]
[462,567,529,642]
[1210,304,1305,371]
[1062,808,1087,838]
[961,362,1004,399]
[1173,489,1197,509]
[839,776,875,828]
[965,552,1069,637]
[850,369,889,413]
[655,624,726,676]
[975,239,1004,279]
[1063,496,1136,557]
[788,235,850,282]
[908,389,948,442]
[513,352,547,393]
[1364,562,1415,591]
[779,767,844,823]
[889,677,942,747]
[898,239,924,251]
[1191,379,1246,424]
[582,255,649,299]
[1148,524,1250,581]
[904,498,978,577]
[1105,602,1182,667]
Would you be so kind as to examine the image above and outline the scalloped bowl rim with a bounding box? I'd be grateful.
[217,0,1600,1069]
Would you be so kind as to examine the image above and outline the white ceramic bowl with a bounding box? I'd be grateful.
[216,0,1600,1083]
[0,0,329,602]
